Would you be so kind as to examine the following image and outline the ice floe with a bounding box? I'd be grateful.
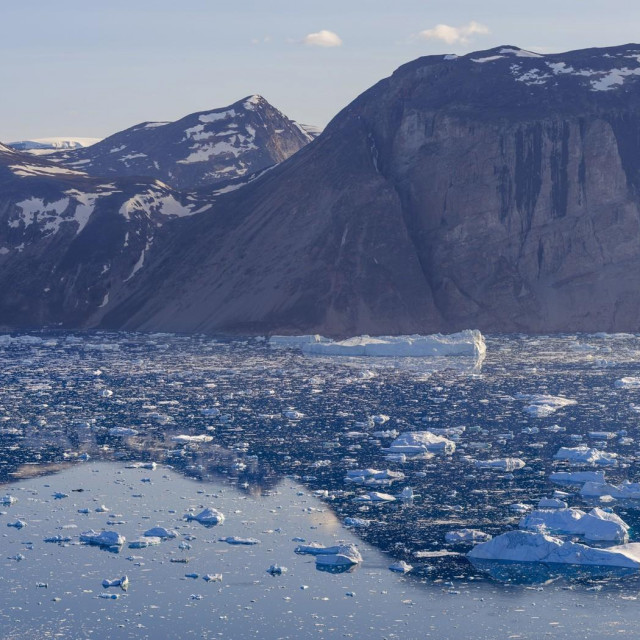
[80,530,125,547]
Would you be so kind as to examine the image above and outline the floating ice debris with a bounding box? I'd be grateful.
[171,434,213,443]
[52,492,69,499]
[550,471,606,484]
[554,446,618,466]
[102,575,129,589]
[509,503,532,513]
[519,507,629,542]
[268,335,329,347]
[10,553,26,561]
[581,480,640,500]
[44,535,72,543]
[80,530,125,546]
[185,573,199,579]
[99,593,119,600]
[200,408,220,417]
[384,431,456,455]
[475,458,525,471]
[1,494,17,505]
[589,431,615,440]
[99,389,113,398]
[95,505,109,513]
[615,377,640,389]
[468,530,640,568]
[353,491,396,503]
[389,560,413,573]
[372,415,390,424]
[185,508,225,526]
[143,526,177,539]
[218,536,261,545]
[537,498,568,509]
[516,393,577,417]
[301,330,486,358]
[125,461,157,470]
[128,537,162,548]
[266,564,287,575]
[202,573,223,582]
[344,469,404,486]
[7,520,26,528]
[283,410,304,420]
[77,508,90,514]
[397,487,416,501]
[445,529,492,544]
[295,543,363,567]
[344,517,370,528]
[109,426,138,436]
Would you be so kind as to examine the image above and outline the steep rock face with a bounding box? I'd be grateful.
[48,96,312,190]
[102,44,640,336]
[0,145,212,329]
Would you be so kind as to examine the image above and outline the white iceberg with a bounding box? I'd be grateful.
[185,508,225,526]
[109,427,138,436]
[475,458,525,471]
[537,498,567,509]
[554,446,617,466]
[384,431,456,455]
[171,434,213,443]
[468,530,640,568]
[352,491,396,503]
[102,575,129,589]
[389,560,413,573]
[581,480,640,500]
[143,526,177,539]
[516,393,577,417]
[615,377,640,389]
[344,469,404,486]
[519,507,629,542]
[301,330,485,358]
[219,536,260,545]
[295,543,362,567]
[550,471,606,484]
[1,494,17,505]
[80,530,125,547]
[128,537,161,549]
[445,529,492,544]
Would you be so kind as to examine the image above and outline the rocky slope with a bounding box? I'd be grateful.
[47,96,312,190]
[0,144,212,329]
[99,44,640,336]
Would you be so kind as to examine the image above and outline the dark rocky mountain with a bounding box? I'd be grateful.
[46,96,313,190]
[0,144,213,329]
[96,44,640,336]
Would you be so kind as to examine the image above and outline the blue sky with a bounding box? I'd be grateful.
[3,1,640,140]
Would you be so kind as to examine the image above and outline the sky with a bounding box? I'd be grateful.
[3,0,640,141]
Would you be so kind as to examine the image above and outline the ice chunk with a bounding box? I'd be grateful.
[344,469,404,486]
[581,480,640,500]
[295,543,362,567]
[389,560,413,573]
[520,507,629,542]
[171,435,213,443]
[537,498,567,509]
[109,427,138,436]
[385,431,455,455]
[266,564,287,575]
[445,529,492,544]
[1,495,17,505]
[302,330,485,358]
[102,575,129,589]
[269,335,329,347]
[615,377,640,388]
[475,458,525,471]
[219,536,260,545]
[468,530,640,568]
[80,530,125,547]
[554,446,617,466]
[143,526,177,539]
[185,508,225,526]
[550,470,606,484]
[128,537,162,548]
[352,491,396,503]
[7,520,27,528]
[516,393,577,417]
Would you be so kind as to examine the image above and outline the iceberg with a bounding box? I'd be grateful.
[344,469,404,486]
[475,458,525,471]
[352,491,396,503]
[219,536,261,545]
[295,543,362,567]
[516,393,577,417]
[445,529,492,544]
[171,434,213,443]
[128,537,161,549]
[615,377,640,389]
[143,526,177,539]
[519,507,629,542]
[301,330,485,358]
[550,471,606,484]
[80,530,125,547]
[185,508,225,526]
[581,480,640,500]
[102,575,129,589]
[468,530,640,568]
[554,446,617,466]
[384,431,455,455]
[389,560,413,573]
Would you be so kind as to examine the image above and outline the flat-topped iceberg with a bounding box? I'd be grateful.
[300,330,485,358]
[295,543,363,567]
[185,508,225,526]
[468,530,640,568]
[554,446,617,466]
[344,469,405,486]
[581,480,640,500]
[475,458,525,471]
[80,530,125,547]
[384,431,456,455]
[519,507,629,542]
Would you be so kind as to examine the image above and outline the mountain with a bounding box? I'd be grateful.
[0,143,212,329]
[47,96,313,190]
[96,44,640,336]
[8,137,102,156]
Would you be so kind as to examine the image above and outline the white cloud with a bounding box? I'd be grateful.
[419,21,489,45]
[303,30,343,48]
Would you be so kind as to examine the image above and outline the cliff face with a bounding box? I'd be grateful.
[101,44,640,336]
